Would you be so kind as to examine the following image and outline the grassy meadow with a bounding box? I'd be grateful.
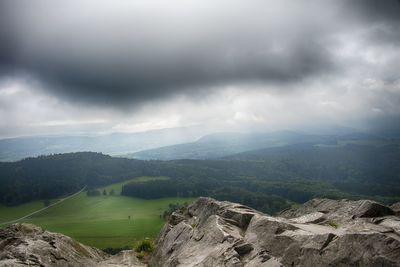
[0,176,195,249]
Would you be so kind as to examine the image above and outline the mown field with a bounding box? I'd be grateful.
[0,176,195,249]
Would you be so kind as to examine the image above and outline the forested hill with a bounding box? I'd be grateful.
[223,143,400,195]
[0,152,155,205]
[225,143,400,184]
[130,131,333,160]
[1,145,400,214]
[129,131,384,160]
[0,127,203,162]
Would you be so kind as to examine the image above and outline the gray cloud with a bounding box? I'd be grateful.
[0,6,17,75]
[0,0,349,105]
[0,0,400,137]
[349,0,400,24]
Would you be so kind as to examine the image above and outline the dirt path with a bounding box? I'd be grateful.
[0,185,87,226]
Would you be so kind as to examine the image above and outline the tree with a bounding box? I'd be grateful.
[43,199,51,207]
[87,190,101,197]
[109,189,115,196]
[103,189,107,196]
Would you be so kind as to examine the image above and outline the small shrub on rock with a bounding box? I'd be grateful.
[135,240,154,253]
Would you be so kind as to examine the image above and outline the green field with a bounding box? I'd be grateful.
[0,176,195,249]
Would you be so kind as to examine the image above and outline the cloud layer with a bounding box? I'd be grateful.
[0,0,400,137]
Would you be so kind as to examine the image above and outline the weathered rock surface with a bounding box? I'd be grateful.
[0,223,144,267]
[279,198,395,222]
[151,197,400,267]
[99,250,145,267]
[391,202,400,216]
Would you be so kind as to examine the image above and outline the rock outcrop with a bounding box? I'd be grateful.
[391,202,400,216]
[151,197,400,267]
[1,198,400,267]
[0,223,144,267]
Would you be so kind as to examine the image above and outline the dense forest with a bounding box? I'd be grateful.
[0,152,154,205]
[1,143,400,214]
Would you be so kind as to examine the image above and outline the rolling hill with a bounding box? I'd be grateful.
[0,127,204,162]
[130,130,384,160]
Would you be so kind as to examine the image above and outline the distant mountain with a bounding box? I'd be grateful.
[0,127,204,161]
[1,126,386,162]
[130,130,384,160]
[224,142,400,164]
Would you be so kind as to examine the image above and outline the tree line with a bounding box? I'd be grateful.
[1,144,400,212]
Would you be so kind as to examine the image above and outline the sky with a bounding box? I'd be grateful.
[0,0,400,138]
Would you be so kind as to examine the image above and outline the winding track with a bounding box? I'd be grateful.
[0,185,87,226]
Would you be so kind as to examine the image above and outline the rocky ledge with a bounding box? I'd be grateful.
[1,198,399,267]
[0,223,144,267]
[151,198,400,267]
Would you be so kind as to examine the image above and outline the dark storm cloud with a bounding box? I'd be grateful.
[349,0,400,24]
[0,0,341,105]
[0,7,17,75]
[27,38,335,105]
[0,0,399,106]
[347,0,400,48]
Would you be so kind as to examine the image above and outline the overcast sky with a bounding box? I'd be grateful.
[0,0,399,138]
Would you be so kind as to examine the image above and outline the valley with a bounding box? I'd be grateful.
[1,132,400,251]
[0,177,195,249]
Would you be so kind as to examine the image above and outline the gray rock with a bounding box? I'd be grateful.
[151,197,400,267]
[234,243,254,256]
[280,198,395,223]
[169,212,186,225]
[99,250,145,267]
[355,200,395,218]
[290,211,326,224]
[391,202,400,216]
[0,224,144,267]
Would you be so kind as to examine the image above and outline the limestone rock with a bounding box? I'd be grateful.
[279,198,395,222]
[0,223,144,267]
[151,197,400,267]
[391,202,400,216]
[99,250,145,267]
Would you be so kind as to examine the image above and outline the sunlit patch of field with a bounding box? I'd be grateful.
[0,176,195,249]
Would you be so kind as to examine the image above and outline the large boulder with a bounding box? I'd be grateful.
[279,198,395,222]
[151,197,400,267]
[0,223,144,267]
